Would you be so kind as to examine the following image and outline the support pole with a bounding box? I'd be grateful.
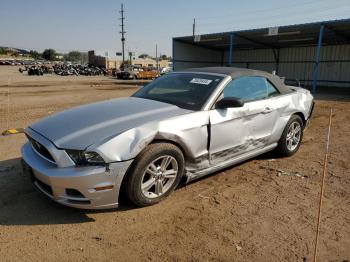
[193,18,196,37]
[273,48,280,75]
[312,24,325,94]
[172,38,175,71]
[228,33,234,67]
[156,44,159,72]
[119,4,126,65]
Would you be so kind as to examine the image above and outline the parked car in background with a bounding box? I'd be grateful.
[160,66,172,75]
[116,70,134,79]
[22,67,314,209]
[134,68,159,79]
[116,66,159,80]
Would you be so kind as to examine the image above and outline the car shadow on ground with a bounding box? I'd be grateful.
[0,150,280,226]
[0,158,139,226]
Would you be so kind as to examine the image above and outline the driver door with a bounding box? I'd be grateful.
[209,76,279,165]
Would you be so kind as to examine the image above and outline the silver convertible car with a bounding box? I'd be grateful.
[22,67,314,209]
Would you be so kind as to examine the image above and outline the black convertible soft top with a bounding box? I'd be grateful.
[184,67,293,94]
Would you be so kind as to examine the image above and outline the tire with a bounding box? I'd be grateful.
[275,115,304,157]
[125,143,184,207]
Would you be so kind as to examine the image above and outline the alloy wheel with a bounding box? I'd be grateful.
[286,121,302,151]
[140,155,178,198]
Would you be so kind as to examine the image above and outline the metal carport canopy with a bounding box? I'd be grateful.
[173,18,350,93]
[173,19,350,51]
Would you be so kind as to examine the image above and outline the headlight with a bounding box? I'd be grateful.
[66,150,105,166]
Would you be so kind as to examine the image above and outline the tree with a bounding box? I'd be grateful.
[160,54,168,60]
[66,51,82,63]
[42,49,56,61]
[0,47,7,54]
[138,53,150,59]
[29,50,41,60]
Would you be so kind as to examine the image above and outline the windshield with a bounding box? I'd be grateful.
[132,73,224,110]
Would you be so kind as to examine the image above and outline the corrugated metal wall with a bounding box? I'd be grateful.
[280,45,350,87]
[223,44,350,87]
[174,39,350,87]
[173,40,222,70]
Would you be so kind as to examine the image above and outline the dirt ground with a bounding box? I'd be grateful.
[0,66,349,262]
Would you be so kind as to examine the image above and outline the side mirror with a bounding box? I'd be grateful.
[215,97,244,109]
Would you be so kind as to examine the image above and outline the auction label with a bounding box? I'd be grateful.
[190,78,213,85]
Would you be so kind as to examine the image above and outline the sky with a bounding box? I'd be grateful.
[0,0,349,56]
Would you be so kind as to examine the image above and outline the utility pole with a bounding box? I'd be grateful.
[156,44,159,72]
[119,4,126,64]
[193,18,196,36]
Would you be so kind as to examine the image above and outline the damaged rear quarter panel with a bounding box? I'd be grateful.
[269,89,313,142]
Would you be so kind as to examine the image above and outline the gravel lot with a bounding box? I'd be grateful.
[0,66,349,261]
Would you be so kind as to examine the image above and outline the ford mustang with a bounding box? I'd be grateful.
[21,67,314,209]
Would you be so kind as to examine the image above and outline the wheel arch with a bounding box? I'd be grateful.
[149,139,187,159]
[118,138,187,204]
[291,112,306,127]
[120,138,188,177]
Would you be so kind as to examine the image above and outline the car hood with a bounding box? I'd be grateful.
[29,97,191,150]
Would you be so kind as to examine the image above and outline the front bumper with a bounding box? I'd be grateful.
[22,142,133,209]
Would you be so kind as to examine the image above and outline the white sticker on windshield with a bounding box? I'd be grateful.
[190,78,212,85]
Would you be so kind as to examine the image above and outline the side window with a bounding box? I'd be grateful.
[222,76,279,102]
[266,80,280,97]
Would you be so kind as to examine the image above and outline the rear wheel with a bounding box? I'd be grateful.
[275,115,304,156]
[125,143,184,207]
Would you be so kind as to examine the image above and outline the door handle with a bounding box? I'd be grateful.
[262,107,274,114]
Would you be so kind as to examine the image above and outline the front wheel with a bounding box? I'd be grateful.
[275,115,304,157]
[125,143,184,207]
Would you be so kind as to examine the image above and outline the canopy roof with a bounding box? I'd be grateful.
[174,19,350,50]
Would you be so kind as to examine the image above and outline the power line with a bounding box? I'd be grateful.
[198,1,347,28]
[196,0,331,21]
[196,6,350,35]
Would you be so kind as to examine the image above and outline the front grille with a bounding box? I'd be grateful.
[27,135,55,163]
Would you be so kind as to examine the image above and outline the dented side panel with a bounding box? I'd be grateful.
[208,97,280,165]
[91,88,313,175]
[268,89,313,143]
[209,104,248,165]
